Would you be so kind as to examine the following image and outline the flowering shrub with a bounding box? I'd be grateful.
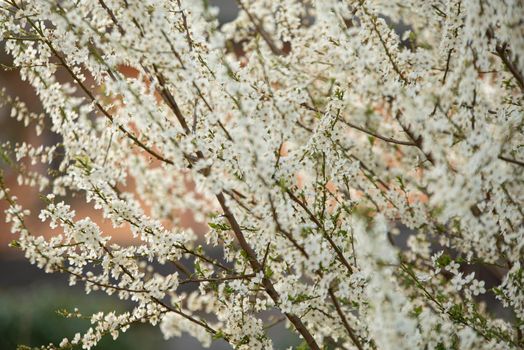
[1,0,523,349]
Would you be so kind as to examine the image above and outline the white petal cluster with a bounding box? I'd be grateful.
[1,0,523,349]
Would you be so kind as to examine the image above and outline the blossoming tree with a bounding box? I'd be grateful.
[1,0,523,349]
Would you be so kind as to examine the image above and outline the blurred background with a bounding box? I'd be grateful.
[1,1,515,349]
[0,1,300,349]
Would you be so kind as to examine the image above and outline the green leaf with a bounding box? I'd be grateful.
[208,222,230,231]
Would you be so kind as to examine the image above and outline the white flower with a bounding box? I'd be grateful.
[0,0,522,349]
[470,279,486,296]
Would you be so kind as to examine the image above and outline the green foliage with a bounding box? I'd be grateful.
[0,284,164,350]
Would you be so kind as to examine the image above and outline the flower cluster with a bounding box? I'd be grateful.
[1,0,523,349]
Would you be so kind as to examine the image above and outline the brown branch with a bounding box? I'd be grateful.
[176,0,194,51]
[268,194,310,258]
[285,189,354,274]
[179,273,255,285]
[216,193,321,350]
[442,48,453,84]
[98,0,126,35]
[1,175,225,343]
[170,260,192,277]
[152,67,191,134]
[300,103,416,146]
[236,0,284,56]
[328,288,364,350]
[495,43,524,93]
[362,8,408,84]
[19,7,351,348]
[498,155,524,167]
[27,21,174,165]
[152,297,221,337]
[394,112,435,165]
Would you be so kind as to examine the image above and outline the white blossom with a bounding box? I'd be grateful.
[0,0,523,349]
